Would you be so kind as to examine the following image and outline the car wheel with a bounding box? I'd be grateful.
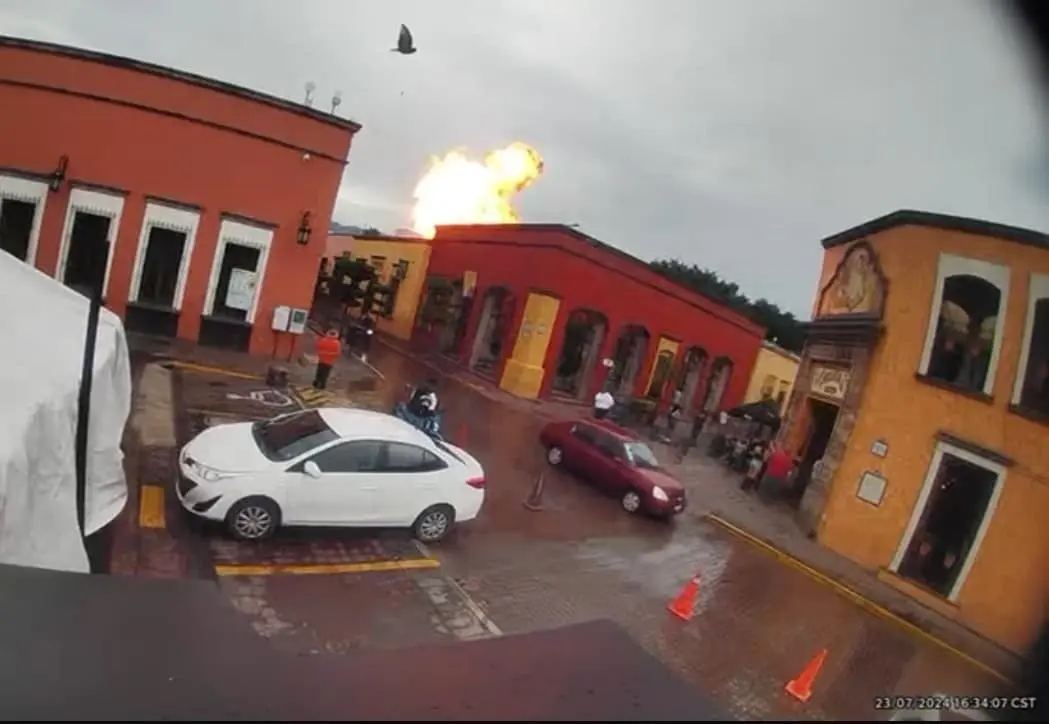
[226,497,281,541]
[546,446,564,466]
[621,489,643,514]
[413,504,455,543]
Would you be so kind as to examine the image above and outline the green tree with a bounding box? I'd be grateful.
[650,258,805,353]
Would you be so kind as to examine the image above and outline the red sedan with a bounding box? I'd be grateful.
[538,419,687,518]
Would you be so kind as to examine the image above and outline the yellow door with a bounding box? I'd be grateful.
[644,337,680,397]
[499,292,560,399]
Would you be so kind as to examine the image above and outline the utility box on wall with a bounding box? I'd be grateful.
[288,308,308,334]
[272,305,291,332]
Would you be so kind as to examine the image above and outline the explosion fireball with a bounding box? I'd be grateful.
[410,142,545,239]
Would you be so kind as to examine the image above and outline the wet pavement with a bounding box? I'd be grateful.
[122,338,1011,721]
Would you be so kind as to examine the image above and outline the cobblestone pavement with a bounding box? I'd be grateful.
[121,342,500,656]
[120,338,1011,721]
[360,343,1010,721]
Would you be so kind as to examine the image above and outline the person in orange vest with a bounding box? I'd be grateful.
[313,328,342,390]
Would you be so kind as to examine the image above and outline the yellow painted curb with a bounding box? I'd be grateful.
[138,485,166,530]
[168,360,263,381]
[703,513,1012,685]
[214,557,441,577]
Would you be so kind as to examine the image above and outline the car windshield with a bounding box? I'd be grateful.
[624,441,660,470]
[251,410,338,461]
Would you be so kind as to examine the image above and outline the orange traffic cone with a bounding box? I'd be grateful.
[785,648,827,703]
[667,576,700,621]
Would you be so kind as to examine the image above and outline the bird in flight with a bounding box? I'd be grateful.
[392,24,417,54]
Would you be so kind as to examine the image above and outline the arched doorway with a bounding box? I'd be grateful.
[417,274,467,354]
[469,286,517,376]
[645,349,676,400]
[416,277,466,355]
[608,324,651,397]
[701,357,733,413]
[552,308,608,399]
[675,346,707,411]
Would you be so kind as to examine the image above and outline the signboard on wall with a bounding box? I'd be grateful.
[226,268,256,311]
[810,364,851,402]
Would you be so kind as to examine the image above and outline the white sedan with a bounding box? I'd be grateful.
[176,407,486,543]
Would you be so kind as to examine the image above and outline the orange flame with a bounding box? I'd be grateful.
[410,142,545,239]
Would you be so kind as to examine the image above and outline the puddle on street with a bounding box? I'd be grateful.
[573,525,734,605]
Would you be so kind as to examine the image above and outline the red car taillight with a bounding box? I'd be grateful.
[466,476,486,489]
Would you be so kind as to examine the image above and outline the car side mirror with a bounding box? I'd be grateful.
[303,460,322,478]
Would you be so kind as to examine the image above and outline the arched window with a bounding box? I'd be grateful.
[918,254,1009,397]
[1012,273,1049,416]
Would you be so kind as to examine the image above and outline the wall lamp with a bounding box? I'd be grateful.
[296,211,312,245]
[49,155,69,193]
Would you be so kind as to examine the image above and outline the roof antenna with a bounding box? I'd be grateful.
[330,90,342,115]
[304,81,316,108]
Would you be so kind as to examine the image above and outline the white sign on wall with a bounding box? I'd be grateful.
[856,470,887,507]
[225,268,257,311]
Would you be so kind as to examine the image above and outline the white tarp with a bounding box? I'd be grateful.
[0,253,131,573]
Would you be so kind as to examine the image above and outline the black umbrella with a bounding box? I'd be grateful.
[725,399,782,429]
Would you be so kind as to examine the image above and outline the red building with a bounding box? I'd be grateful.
[412,224,765,412]
[0,36,359,355]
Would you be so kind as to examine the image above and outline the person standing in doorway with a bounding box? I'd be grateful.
[759,442,795,499]
[669,388,684,418]
[593,387,615,419]
[313,328,342,390]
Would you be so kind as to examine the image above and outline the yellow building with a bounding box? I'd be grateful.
[742,340,800,413]
[779,209,1049,655]
[324,233,431,341]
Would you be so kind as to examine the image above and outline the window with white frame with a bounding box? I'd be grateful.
[0,174,49,264]
[1012,273,1049,416]
[203,218,273,325]
[57,187,125,299]
[129,202,200,311]
[891,440,1005,601]
[918,253,1009,396]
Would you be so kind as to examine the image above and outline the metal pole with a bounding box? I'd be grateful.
[74,280,102,539]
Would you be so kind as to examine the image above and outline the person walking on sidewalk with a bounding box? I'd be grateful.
[593,388,615,420]
[313,328,342,390]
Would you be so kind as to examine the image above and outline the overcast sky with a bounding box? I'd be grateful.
[3,0,1047,317]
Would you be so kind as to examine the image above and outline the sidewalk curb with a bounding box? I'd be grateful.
[163,359,264,381]
[350,353,385,380]
[702,512,1013,685]
[375,337,560,418]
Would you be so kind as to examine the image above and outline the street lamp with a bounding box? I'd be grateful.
[296,211,312,245]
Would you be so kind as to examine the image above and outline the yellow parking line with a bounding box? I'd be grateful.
[704,513,1012,684]
[168,360,263,381]
[214,557,440,577]
[138,485,166,529]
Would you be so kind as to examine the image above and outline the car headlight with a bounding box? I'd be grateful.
[651,486,669,502]
[197,465,233,482]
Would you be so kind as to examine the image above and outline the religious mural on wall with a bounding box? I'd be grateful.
[816,241,887,319]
